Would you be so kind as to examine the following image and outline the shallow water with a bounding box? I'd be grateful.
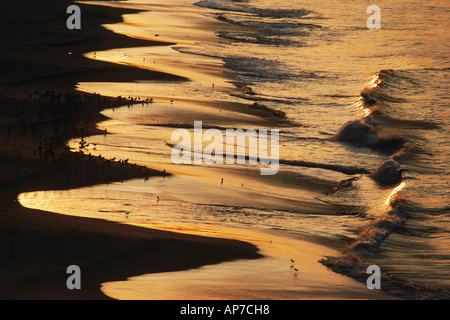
[20,0,449,299]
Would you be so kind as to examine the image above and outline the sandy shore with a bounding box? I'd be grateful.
[0,0,262,300]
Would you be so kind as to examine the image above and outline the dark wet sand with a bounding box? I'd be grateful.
[0,0,262,300]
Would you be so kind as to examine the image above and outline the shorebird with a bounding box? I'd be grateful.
[293,268,299,275]
[170,99,174,104]
[157,196,160,202]
[221,178,223,184]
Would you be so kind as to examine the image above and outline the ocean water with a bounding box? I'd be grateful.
[19,0,449,299]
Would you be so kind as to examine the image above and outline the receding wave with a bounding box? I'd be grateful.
[279,159,369,175]
[212,12,321,30]
[195,0,314,19]
[224,56,319,81]
[217,30,305,46]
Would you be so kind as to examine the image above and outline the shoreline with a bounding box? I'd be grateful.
[0,0,263,300]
